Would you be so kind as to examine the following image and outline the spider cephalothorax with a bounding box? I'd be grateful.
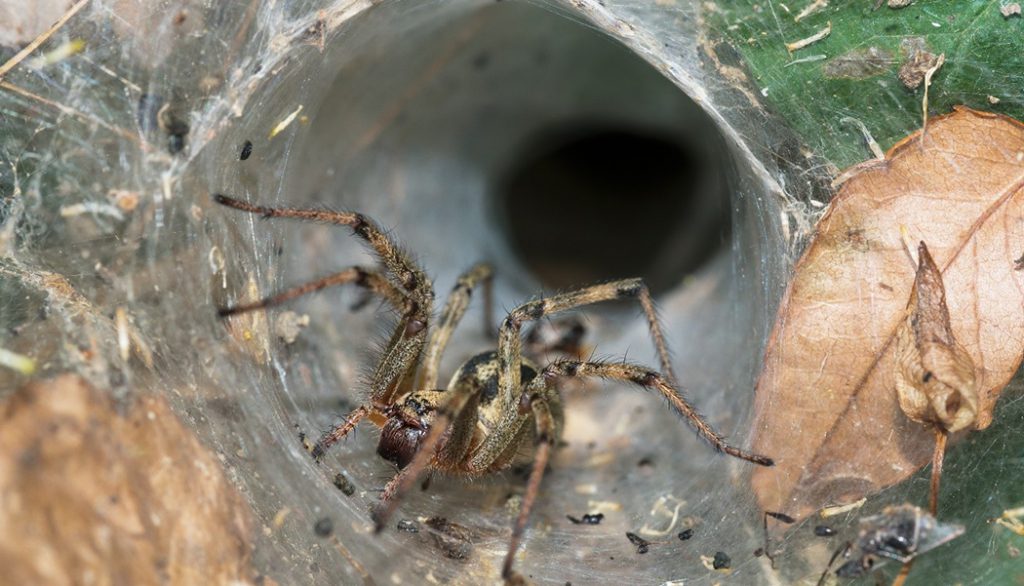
[214,194,773,583]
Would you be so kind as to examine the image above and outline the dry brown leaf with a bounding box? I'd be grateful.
[0,375,255,584]
[750,106,1024,520]
[894,241,977,433]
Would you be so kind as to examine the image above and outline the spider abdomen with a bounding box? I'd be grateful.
[448,351,538,420]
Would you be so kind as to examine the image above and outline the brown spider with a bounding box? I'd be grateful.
[213,194,773,582]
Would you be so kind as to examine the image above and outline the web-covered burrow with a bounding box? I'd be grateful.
[1,0,1021,585]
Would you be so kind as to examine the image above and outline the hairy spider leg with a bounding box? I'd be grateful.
[217,266,409,317]
[212,264,411,458]
[214,194,436,449]
[503,375,558,580]
[493,357,771,580]
[543,360,773,466]
[312,405,371,461]
[472,279,671,470]
[213,195,433,308]
[372,262,494,514]
[372,381,486,530]
[418,262,494,390]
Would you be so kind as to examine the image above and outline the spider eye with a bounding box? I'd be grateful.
[377,417,426,469]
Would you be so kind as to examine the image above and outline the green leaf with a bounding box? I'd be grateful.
[708,0,1024,169]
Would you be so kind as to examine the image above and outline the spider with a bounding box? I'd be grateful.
[213,194,773,582]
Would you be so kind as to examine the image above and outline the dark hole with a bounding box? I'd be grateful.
[498,124,728,295]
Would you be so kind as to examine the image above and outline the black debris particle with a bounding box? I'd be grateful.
[712,551,731,570]
[314,517,334,537]
[157,99,190,156]
[167,133,186,154]
[397,519,420,533]
[815,524,837,537]
[766,511,796,524]
[754,547,765,557]
[240,140,253,161]
[678,528,694,541]
[332,472,356,496]
[626,532,651,554]
[425,517,474,560]
[567,513,604,525]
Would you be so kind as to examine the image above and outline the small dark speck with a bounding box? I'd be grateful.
[626,532,651,554]
[567,513,604,525]
[240,140,253,161]
[713,551,731,569]
[814,525,837,537]
[168,133,186,154]
[766,511,796,524]
[753,547,765,557]
[638,456,655,469]
[397,519,420,533]
[314,517,334,537]
[678,528,694,541]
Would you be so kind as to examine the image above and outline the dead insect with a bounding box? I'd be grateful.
[712,551,731,570]
[829,504,964,579]
[240,140,253,161]
[678,528,694,541]
[424,517,473,560]
[214,195,772,582]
